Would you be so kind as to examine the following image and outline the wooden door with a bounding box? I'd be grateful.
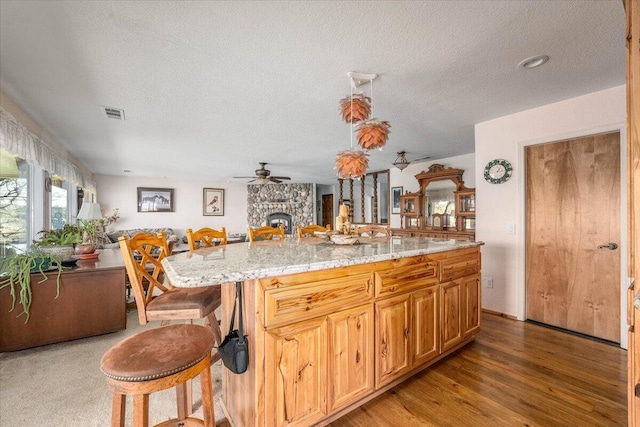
[440,280,462,352]
[322,194,333,229]
[265,317,328,427]
[327,304,374,412]
[526,132,620,342]
[375,294,411,388]
[412,286,439,367]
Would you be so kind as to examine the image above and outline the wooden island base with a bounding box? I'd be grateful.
[219,246,481,427]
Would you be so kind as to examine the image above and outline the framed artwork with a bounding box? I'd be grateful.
[137,187,174,212]
[203,188,224,216]
[392,186,403,214]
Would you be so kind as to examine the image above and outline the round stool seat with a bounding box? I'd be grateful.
[101,324,214,382]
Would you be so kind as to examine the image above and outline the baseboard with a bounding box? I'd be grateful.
[482,308,517,320]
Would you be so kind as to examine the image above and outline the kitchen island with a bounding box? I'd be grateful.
[162,236,482,427]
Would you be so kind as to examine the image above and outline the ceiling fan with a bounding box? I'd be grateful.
[233,162,291,184]
[392,151,431,171]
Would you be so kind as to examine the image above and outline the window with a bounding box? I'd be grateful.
[50,178,69,230]
[0,157,30,257]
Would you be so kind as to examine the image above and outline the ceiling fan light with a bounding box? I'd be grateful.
[256,178,270,185]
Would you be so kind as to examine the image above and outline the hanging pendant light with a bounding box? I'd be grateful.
[335,149,369,179]
[356,119,391,150]
[339,93,371,123]
[335,71,389,178]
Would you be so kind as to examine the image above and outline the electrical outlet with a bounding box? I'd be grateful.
[486,277,494,288]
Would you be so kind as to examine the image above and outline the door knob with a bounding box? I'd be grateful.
[597,243,618,250]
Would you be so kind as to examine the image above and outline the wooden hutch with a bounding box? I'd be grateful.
[392,164,475,240]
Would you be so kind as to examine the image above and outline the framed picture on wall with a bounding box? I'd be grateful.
[203,188,224,216]
[137,187,174,212]
[392,186,403,214]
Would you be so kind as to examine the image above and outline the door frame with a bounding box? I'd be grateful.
[515,122,629,348]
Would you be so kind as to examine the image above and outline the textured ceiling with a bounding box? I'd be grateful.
[0,1,626,185]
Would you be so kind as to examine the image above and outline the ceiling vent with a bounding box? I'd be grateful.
[103,107,125,120]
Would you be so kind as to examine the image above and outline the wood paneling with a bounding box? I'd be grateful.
[625,0,640,424]
[330,313,626,427]
[375,293,412,388]
[328,304,374,412]
[412,286,439,366]
[265,316,328,427]
[526,132,621,342]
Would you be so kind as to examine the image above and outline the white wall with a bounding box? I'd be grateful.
[389,153,476,229]
[475,85,627,344]
[95,175,248,238]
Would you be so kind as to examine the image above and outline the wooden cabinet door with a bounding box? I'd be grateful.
[375,293,411,388]
[265,317,328,427]
[440,280,462,352]
[462,274,481,338]
[412,286,439,367]
[327,304,374,412]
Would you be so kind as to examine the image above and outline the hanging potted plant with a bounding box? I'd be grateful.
[34,224,81,261]
[0,248,64,322]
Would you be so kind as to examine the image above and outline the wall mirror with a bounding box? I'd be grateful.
[415,164,465,229]
[424,180,456,227]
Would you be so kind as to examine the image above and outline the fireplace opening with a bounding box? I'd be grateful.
[266,212,293,234]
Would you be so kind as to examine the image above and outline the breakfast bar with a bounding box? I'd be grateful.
[162,237,482,427]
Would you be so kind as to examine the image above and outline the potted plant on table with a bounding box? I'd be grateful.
[34,224,82,261]
[0,248,64,322]
[76,219,100,255]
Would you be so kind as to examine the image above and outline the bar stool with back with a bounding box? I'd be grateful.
[296,224,328,238]
[354,224,392,238]
[118,232,223,417]
[247,225,285,242]
[186,227,227,250]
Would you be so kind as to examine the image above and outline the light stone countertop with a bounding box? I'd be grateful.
[162,236,483,288]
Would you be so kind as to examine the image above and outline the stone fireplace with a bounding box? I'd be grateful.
[247,183,314,234]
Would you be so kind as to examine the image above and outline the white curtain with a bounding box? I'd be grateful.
[0,107,96,192]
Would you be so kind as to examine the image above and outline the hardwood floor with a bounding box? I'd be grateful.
[329,313,627,427]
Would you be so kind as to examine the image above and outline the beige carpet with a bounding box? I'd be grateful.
[0,311,226,426]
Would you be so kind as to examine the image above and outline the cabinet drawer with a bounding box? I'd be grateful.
[439,252,480,282]
[374,261,438,298]
[264,273,373,328]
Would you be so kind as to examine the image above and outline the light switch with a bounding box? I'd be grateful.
[507,224,515,234]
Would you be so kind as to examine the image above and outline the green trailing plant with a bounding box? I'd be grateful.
[0,249,63,323]
[35,224,82,246]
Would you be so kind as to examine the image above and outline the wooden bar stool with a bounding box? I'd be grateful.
[101,324,215,427]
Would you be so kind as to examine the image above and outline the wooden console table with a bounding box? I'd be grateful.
[0,249,126,352]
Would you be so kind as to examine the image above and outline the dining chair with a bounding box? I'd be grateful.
[248,225,285,242]
[186,227,227,250]
[297,224,328,238]
[354,224,391,238]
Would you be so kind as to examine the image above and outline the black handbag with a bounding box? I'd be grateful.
[218,281,249,374]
